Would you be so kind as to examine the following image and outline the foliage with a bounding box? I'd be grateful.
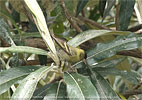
[0,0,142,100]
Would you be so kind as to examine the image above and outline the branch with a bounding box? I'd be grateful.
[77,16,111,30]
[117,49,142,58]
[127,24,142,32]
[123,89,142,99]
[59,0,82,33]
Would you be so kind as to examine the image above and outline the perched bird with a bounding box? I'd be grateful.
[51,33,86,66]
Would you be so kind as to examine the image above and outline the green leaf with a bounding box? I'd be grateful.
[87,33,142,63]
[64,73,99,100]
[119,0,135,30]
[14,32,41,39]
[0,66,40,95]
[99,0,107,17]
[0,9,21,35]
[92,57,126,68]
[11,65,56,100]
[76,0,89,16]
[68,30,130,47]
[0,91,11,100]
[77,57,126,76]
[86,65,121,100]
[95,67,142,84]
[102,0,116,21]
[43,82,67,100]
[0,46,48,56]
[32,83,66,100]
[0,17,12,45]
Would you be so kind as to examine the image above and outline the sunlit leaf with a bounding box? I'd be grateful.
[68,30,130,47]
[11,65,56,100]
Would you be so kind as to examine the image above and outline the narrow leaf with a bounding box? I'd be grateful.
[76,0,89,16]
[11,65,56,100]
[103,0,116,21]
[91,57,126,68]
[24,0,57,56]
[64,73,99,100]
[90,70,121,100]
[68,30,130,47]
[0,66,40,95]
[0,46,48,56]
[99,0,107,17]
[95,67,142,84]
[42,82,67,100]
[119,0,135,30]
[77,57,126,75]
[0,17,12,45]
[87,33,142,63]
[85,64,121,100]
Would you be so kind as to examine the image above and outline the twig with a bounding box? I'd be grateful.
[78,16,111,30]
[123,89,142,99]
[59,0,82,33]
[117,49,142,58]
[115,2,120,30]
[132,82,142,90]
[127,24,142,32]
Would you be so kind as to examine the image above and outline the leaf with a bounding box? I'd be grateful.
[102,0,116,21]
[24,0,57,56]
[0,66,40,95]
[11,65,56,100]
[0,46,48,56]
[64,73,99,100]
[0,17,12,45]
[77,57,126,75]
[92,57,126,68]
[76,0,89,16]
[0,9,21,36]
[86,65,121,100]
[119,0,135,30]
[137,0,142,20]
[43,82,67,100]
[99,0,107,17]
[68,29,130,47]
[87,33,142,63]
[0,91,11,100]
[95,67,142,84]
[32,83,66,100]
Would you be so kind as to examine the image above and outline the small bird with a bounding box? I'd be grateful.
[51,33,86,66]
